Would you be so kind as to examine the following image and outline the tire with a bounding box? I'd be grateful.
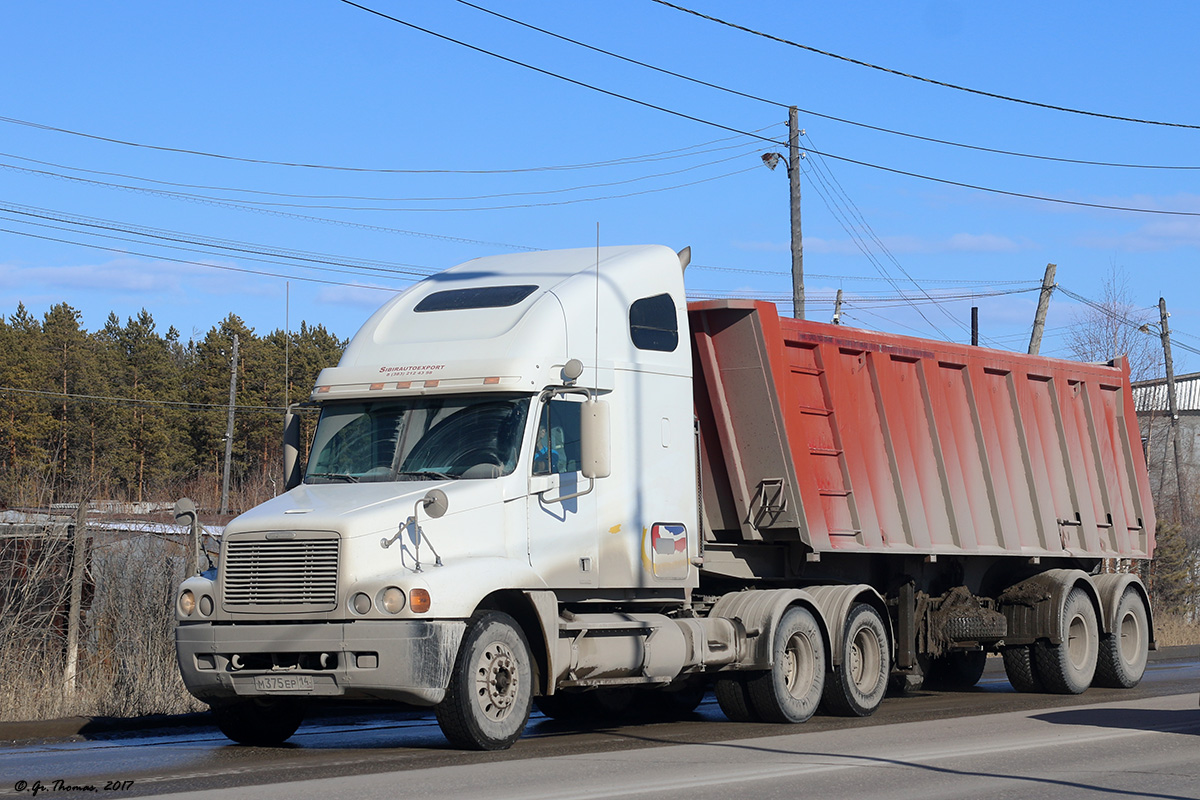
[924,650,987,690]
[941,613,1007,642]
[715,674,759,722]
[535,687,635,723]
[1001,645,1043,693]
[211,698,304,746]
[1094,588,1150,689]
[640,678,707,720]
[436,611,533,750]
[1033,587,1099,695]
[534,692,588,722]
[821,603,890,717]
[745,606,826,723]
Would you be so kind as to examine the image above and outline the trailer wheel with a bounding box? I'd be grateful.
[211,698,304,746]
[1001,645,1043,692]
[924,650,987,690]
[715,675,759,722]
[745,606,825,723]
[1033,587,1098,695]
[821,603,890,717]
[436,611,533,750]
[1094,588,1149,688]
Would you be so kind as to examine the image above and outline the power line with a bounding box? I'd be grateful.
[691,263,1036,285]
[0,164,541,250]
[341,2,1200,220]
[456,0,1200,171]
[1058,285,1200,358]
[0,202,438,280]
[1,157,760,213]
[649,0,1200,130]
[0,113,761,174]
[0,226,404,293]
[0,144,764,205]
[0,385,287,413]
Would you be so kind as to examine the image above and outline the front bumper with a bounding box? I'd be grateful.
[175,620,466,707]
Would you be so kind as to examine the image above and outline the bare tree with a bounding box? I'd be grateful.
[1065,265,1162,381]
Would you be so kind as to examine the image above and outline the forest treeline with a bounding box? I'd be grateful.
[0,302,346,512]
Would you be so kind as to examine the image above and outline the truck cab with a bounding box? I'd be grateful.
[176,245,701,748]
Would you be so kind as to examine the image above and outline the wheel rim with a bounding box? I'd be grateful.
[782,631,816,700]
[474,641,519,722]
[848,625,882,694]
[1117,609,1142,664]
[1066,611,1092,671]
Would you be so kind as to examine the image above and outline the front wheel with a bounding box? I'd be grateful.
[746,606,825,723]
[436,611,533,750]
[821,603,890,717]
[211,698,304,746]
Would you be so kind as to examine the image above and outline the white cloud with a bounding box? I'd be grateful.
[1077,217,1200,252]
[3,257,188,293]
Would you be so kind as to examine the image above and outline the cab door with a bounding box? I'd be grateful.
[526,395,598,586]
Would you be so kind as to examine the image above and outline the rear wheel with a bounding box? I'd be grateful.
[1002,645,1043,692]
[211,698,304,746]
[436,611,533,750]
[821,603,890,717]
[924,650,987,690]
[715,674,759,722]
[745,606,825,723]
[641,679,707,719]
[1094,588,1150,688]
[1034,587,1098,695]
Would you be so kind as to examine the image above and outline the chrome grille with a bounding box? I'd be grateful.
[222,533,339,612]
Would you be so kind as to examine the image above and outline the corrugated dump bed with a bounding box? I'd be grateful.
[691,300,1155,560]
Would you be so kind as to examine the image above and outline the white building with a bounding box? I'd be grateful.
[1132,371,1200,523]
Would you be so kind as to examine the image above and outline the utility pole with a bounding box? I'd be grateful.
[971,307,979,346]
[788,106,804,320]
[832,289,844,325]
[1028,263,1057,355]
[220,335,239,517]
[64,500,87,698]
[1158,298,1188,524]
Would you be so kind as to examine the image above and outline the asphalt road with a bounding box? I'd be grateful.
[2,653,1198,799]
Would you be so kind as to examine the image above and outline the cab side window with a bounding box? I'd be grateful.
[629,293,678,352]
[533,400,582,475]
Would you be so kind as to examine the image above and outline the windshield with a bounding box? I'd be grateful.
[305,394,530,484]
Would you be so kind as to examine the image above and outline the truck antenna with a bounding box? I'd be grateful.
[594,223,600,397]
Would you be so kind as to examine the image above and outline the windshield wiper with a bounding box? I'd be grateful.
[307,472,360,483]
[395,470,455,481]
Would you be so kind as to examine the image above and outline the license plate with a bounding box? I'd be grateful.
[254,674,314,693]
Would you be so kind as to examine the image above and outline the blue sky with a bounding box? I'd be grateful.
[3,1,1198,372]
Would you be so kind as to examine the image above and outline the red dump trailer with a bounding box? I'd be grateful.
[690,300,1155,701]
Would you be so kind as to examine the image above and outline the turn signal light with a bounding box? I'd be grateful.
[409,588,431,613]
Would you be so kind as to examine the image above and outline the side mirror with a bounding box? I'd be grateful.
[580,398,611,479]
[283,411,302,491]
[421,489,449,519]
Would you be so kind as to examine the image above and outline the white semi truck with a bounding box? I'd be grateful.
[176,245,1155,750]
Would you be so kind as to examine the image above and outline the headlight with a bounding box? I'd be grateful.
[179,589,196,616]
[378,587,405,614]
[351,592,372,615]
[199,595,214,616]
